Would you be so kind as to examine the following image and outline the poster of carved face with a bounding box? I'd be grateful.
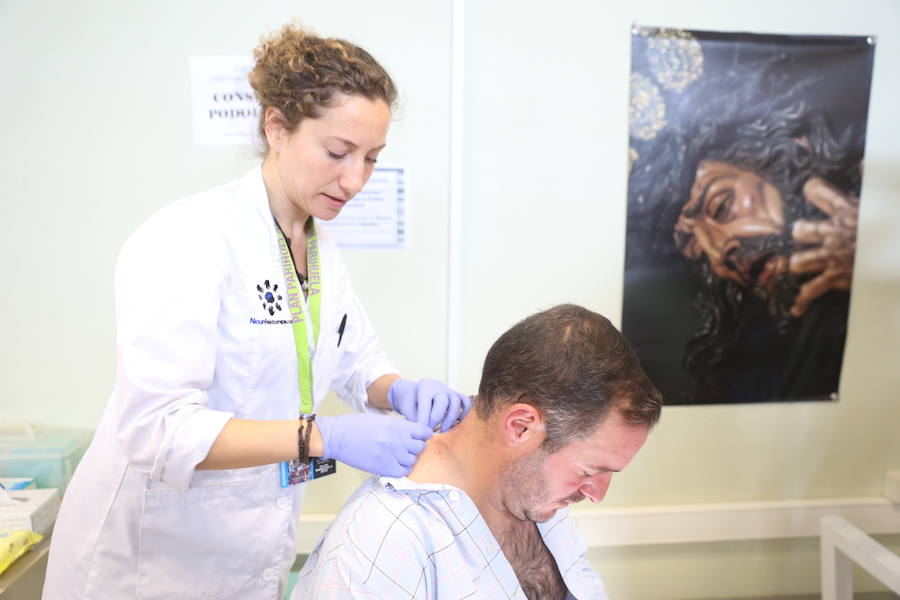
[622,27,875,405]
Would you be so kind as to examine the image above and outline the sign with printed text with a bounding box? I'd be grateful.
[190,55,260,147]
[323,166,407,250]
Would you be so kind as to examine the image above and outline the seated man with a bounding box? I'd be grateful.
[293,304,662,599]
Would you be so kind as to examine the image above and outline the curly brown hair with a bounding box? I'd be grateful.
[248,23,397,150]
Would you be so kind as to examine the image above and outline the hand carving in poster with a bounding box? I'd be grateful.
[622,27,875,405]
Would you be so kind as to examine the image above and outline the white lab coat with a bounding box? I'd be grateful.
[43,166,396,599]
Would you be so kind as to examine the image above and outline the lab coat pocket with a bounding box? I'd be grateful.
[313,330,341,401]
[136,467,284,600]
[320,327,341,369]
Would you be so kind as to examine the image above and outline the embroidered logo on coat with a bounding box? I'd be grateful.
[257,280,283,315]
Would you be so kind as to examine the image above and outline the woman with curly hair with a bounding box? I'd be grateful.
[44,23,469,599]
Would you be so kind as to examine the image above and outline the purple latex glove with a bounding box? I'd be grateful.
[316,413,433,477]
[388,378,473,432]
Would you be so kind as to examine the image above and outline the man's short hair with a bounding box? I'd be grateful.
[476,304,662,452]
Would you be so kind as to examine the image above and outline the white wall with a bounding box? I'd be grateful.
[2,1,899,598]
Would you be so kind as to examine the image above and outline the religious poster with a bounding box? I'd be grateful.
[622,27,875,404]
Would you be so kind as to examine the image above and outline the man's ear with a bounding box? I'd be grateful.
[500,401,545,449]
[263,107,289,152]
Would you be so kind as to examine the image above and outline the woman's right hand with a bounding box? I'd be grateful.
[315,414,433,477]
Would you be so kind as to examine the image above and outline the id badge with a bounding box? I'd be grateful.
[279,458,337,487]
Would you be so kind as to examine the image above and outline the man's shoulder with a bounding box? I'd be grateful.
[306,476,474,562]
[328,476,466,545]
[294,476,468,599]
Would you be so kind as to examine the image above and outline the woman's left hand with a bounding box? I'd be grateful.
[388,378,472,432]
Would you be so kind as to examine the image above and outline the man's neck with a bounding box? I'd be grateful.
[407,412,521,534]
[407,412,569,600]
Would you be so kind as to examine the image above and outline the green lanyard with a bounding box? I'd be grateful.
[275,222,322,414]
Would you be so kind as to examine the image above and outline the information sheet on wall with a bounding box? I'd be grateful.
[324,166,407,250]
[621,27,875,405]
[189,55,258,147]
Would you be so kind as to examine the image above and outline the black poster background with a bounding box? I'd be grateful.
[622,27,875,405]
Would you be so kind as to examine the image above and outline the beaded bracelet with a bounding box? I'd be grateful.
[297,414,316,464]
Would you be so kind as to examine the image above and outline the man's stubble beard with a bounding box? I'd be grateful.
[499,449,585,524]
[499,450,555,523]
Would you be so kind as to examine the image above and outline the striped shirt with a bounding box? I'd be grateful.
[292,475,608,599]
